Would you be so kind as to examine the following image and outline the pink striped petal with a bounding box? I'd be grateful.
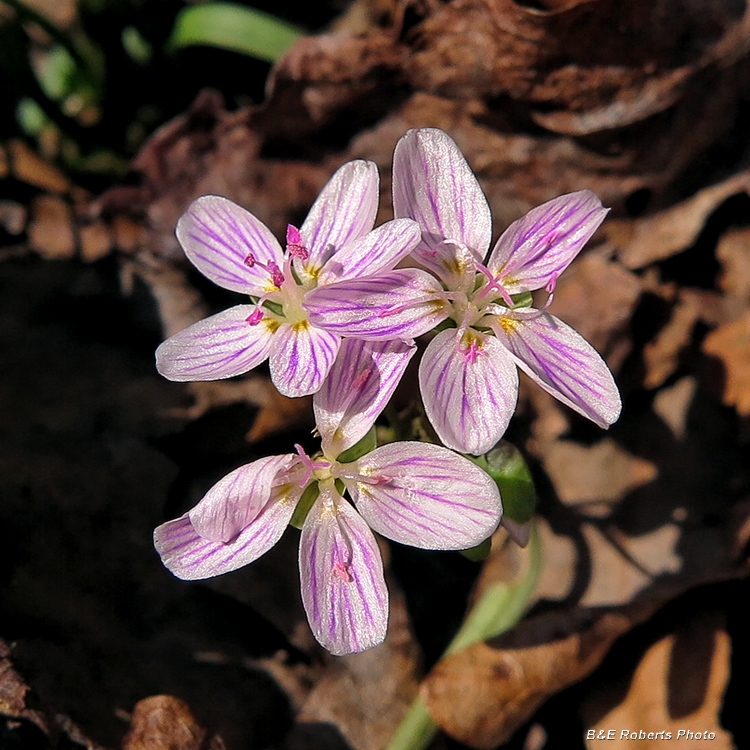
[299,484,388,655]
[304,269,450,340]
[492,311,621,428]
[189,455,298,542]
[344,442,502,550]
[176,196,284,295]
[155,304,275,381]
[487,191,608,293]
[154,480,302,580]
[299,160,379,274]
[314,339,416,456]
[269,322,341,397]
[419,328,519,455]
[317,218,420,285]
[392,128,491,282]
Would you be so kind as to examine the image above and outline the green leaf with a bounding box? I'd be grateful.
[169,2,304,63]
[122,26,152,66]
[460,536,492,562]
[16,97,48,136]
[36,45,77,101]
[468,441,536,524]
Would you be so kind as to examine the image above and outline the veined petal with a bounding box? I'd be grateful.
[419,328,519,455]
[392,128,491,282]
[492,311,621,428]
[317,218,420,285]
[189,454,298,542]
[299,484,388,655]
[344,442,502,550]
[154,478,302,580]
[314,339,416,456]
[299,160,379,274]
[487,191,609,293]
[269,321,341,397]
[304,269,450,340]
[155,305,275,381]
[177,195,284,295]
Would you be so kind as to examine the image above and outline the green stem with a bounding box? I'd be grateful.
[387,697,435,750]
[386,523,543,750]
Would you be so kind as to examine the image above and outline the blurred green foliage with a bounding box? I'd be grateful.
[0,0,331,188]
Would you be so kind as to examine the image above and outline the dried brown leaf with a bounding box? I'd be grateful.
[122,695,224,750]
[79,221,113,263]
[1,639,104,750]
[653,376,698,440]
[1,640,39,721]
[0,200,27,235]
[28,194,76,259]
[703,309,750,415]
[7,140,71,194]
[583,612,734,749]
[642,292,701,389]
[422,608,642,749]
[716,228,750,302]
[615,170,750,269]
[541,438,657,510]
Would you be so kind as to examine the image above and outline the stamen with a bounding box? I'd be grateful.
[474,262,514,307]
[335,464,391,486]
[242,251,286,288]
[268,261,285,288]
[545,273,558,295]
[286,224,309,260]
[462,338,483,364]
[245,308,263,326]
[539,272,557,311]
[294,444,330,487]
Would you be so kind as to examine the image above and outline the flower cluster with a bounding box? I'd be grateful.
[154,128,622,654]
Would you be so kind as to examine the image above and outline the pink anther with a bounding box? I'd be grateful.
[245,308,264,326]
[243,253,256,268]
[545,273,558,295]
[268,262,285,288]
[286,224,309,260]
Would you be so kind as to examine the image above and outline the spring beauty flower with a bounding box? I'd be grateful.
[154,338,502,655]
[155,160,447,397]
[389,128,622,454]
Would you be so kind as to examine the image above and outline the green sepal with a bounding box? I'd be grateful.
[433,318,457,333]
[336,426,377,464]
[460,536,492,562]
[511,291,533,308]
[262,299,284,316]
[468,441,536,523]
[289,482,319,529]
